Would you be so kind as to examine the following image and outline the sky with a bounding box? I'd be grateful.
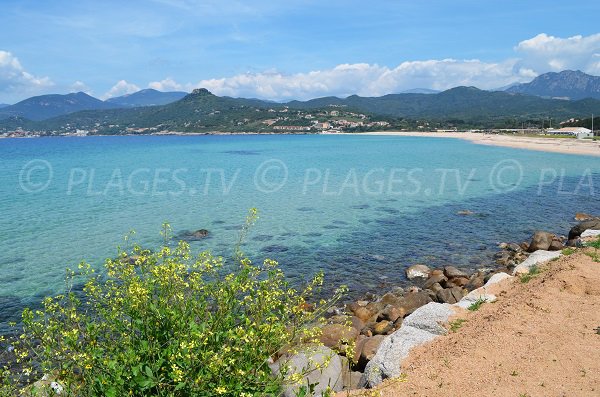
[1,0,600,104]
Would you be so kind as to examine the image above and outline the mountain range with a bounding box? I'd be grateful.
[0,89,189,121]
[1,70,600,134]
[105,89,187,107]
[3,85,600,135]
[507,70,600,100]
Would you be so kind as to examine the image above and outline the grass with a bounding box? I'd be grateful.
[449,319,467,333]
[585,237,600,262]
[467,297,487,311]
[519,265,541,283]
[561,247,576,256]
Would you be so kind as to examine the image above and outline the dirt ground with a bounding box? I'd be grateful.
[342,250,600,397]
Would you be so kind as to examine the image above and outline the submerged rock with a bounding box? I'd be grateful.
[405,264,431,280]
[177,229,209,241]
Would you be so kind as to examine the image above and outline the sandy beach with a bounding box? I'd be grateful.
[358,131,600,157]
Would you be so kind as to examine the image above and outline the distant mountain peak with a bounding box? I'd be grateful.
[191,88,214,96]
[507,70,600,100]
[105,89,187,107]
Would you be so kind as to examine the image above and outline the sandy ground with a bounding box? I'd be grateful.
[341,250,600,397]
[356,131,600,157]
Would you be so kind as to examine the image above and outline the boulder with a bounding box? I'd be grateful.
[271,346,343,396]
[581,229,600,238]
[319,324,359,350]
[548,239,564,251]
[378,305,402,323]
[575,212,595,221]
[357,335,385,365]
[436,287,465,304]
[484,272,513,287]
[350,305,376,323]
[423,273,447,289]
[395,291,432,316]
[443,266,469,279]
[362,303,456,387]
[466,273,485,290]
[528,231,554,252]
[405,264,431,280]
[569,219,600,240]
[372,320,393,335]
[512,250,561,275]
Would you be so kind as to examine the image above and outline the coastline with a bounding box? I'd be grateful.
[356,131,600,157]
[3,130,599,157]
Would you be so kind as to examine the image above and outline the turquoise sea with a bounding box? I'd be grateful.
[1,134,599,331]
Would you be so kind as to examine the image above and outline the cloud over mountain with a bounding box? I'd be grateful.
[0,50,54,101]
[144,33,600,101]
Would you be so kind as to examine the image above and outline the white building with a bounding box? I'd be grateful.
[547,127,593,139]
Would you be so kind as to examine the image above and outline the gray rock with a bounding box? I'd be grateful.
[513,250,561,275]
[362,303,455,387]
[271,346,343,397]
[405,264,431,280]
[484,272,513,287]
[443,266,469,279]
[436,287,464,304]
[454,288,497,309]
[581,229,600,238]
[569,219,600,239]
[528,231,554,252]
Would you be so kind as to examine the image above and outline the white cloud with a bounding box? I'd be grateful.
[103,80,140,99]
[69,80,92,95]
[0,50,54,102]
[148,77,188,92]
[516,33,600,74]
[186,59,534,101]
[144,33,600,101]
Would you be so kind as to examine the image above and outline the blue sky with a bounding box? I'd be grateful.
[1,0,600,103]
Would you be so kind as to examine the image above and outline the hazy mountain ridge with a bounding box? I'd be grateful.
[105,89,188,107]
[507,70,600,100]
[0,92,116,121]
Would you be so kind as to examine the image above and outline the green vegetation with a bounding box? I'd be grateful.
[449,319,467,333]
[585,237,600,262]
[519,265,542,283]
[0,210,346,396]
[467,297,487,312]
[561,247,576,256]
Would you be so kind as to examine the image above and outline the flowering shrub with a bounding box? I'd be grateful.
[1,210,346,396]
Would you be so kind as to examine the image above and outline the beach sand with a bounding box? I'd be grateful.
[357,131,600,157]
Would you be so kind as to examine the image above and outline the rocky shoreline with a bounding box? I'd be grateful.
[273,213,600,396]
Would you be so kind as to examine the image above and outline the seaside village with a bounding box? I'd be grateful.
[1,106,597,138]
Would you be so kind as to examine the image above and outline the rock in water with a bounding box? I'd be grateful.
[569,219,600,239]
[575,213,595,221]
[405,264,431,280]
[528,231,554,252]
[177,229,209,241]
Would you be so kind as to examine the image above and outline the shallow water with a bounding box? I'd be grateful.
[1,134,599,330]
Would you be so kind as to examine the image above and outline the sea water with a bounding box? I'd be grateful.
[1,134,599,330]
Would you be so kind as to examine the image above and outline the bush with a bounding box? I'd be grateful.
[1,210,346,396]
